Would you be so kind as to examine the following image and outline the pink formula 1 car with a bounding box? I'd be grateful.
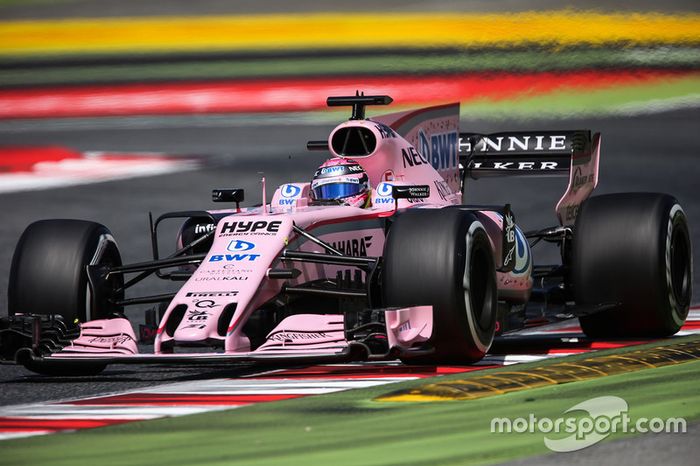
[0,95,693,375]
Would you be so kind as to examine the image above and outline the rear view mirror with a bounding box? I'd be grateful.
[212,189,245,203]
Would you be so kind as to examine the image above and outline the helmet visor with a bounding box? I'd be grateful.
[312,182,364,200]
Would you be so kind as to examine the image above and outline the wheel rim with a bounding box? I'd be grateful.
[84,234,122,321]
[462,223,496,353]
[670,226,691,308]
[469,244,493,330]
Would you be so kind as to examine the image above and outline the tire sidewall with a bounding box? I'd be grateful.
[383,208,497,363]
[574,193,692,337]
[461,220,497,354]
[8,220,123,323]
[81,226,123,321]
[662,204,692,329]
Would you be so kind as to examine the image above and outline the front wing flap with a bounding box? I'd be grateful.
[1,314,375,373]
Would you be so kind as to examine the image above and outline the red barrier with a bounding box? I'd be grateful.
[0,146,81,172]
[0,70,685,119]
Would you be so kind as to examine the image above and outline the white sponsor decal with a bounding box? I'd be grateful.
[491,396,687,452]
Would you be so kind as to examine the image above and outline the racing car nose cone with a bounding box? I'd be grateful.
[173,314,219,343]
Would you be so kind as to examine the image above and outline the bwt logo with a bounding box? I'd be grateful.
[376,182,393,197]
[209,253,260,262]
[280,184,302,206]
[321,166,345,175]
[417,130,458,171]
[281,184,302,198]
[375,182,394,204]
[226,240,255,252]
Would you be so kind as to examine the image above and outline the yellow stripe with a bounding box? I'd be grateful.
[375,338,700,402]
[1,12,699,57]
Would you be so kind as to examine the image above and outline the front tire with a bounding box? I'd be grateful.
[8,219,124,323]
[383,209,498,364]
[572,193,692,337]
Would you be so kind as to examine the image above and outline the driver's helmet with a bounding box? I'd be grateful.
[310,158,371,208]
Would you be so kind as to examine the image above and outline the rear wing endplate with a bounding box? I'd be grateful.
[459,130,601,226]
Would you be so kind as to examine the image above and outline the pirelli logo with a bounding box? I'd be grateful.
[185,291,238,297]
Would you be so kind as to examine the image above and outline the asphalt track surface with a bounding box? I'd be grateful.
[0,108,698,406]
[505,421,700,466]
[0,110,699,466]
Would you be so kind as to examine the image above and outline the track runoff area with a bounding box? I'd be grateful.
[1,312,699,445]
[1,12,700,119]
[0,146,198,194]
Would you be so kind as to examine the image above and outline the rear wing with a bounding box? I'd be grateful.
[459,130,601,226]
[376,103,461,193]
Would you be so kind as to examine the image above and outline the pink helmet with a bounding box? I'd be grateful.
[310,158,371,208]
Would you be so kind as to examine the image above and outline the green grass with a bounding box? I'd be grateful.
[2,337,699,466]
[272,74,700,122]
[0,0,76,7]
[458,73,700,118]
[1,47,699,87]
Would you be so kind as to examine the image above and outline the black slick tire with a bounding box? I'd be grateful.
[573,193,692,337]
[383,208,498,364]
[8,219,124,324]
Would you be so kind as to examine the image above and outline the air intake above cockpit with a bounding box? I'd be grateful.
[331,126,377,157]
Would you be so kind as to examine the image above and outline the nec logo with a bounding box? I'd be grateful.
[401,147,429,168]
[220,221,282,234]
[226,240,255,252]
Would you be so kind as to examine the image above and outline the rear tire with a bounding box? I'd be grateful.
[8,219,124,324]
[572,193,692,337]
[383,209,498,364]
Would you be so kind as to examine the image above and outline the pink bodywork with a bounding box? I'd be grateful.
[255,314,347,353]
[555,133,601,226]
[50,102,599,362]
[55,318,138,356]
[151,102,469,356]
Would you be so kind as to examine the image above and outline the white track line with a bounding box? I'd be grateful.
[1,308,698,440]
[0,154,199,194]
[0,405,226,418]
